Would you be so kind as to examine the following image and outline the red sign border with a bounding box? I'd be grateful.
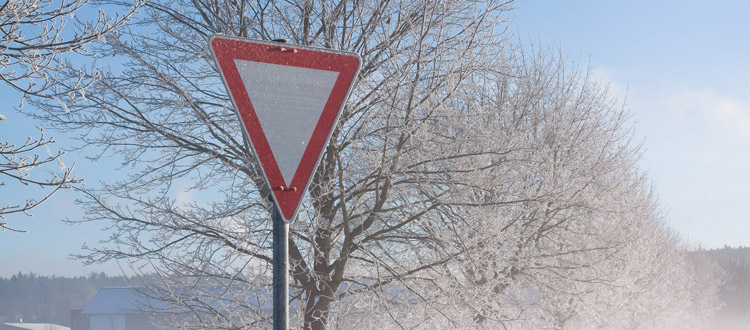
[209,35,361,222]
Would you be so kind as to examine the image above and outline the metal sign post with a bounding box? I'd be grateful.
[269,39,290,330]
[271,196,288,330]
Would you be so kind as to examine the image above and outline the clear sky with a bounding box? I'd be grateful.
[512,0,750,249]
[1,0,749,277]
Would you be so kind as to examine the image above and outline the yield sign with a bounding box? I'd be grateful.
[209,35,361,222]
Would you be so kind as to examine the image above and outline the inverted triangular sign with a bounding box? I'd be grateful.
[209,35,361,222]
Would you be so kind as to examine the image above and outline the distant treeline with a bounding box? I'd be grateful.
[0,272,135,327]
[696,246,750,330]
[1,247,749,328]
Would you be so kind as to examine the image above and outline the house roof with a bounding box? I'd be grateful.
[81,287,167,315]
[3,323,70,330]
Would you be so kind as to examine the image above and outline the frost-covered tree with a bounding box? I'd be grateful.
[28,0,719,329]
[0,0,139,232]
[0,128,79,232]
[1,0,139,98]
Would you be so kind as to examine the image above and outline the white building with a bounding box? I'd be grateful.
[2,323,70,330]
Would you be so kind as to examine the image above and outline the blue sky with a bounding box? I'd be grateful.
[0,98,125,277]
[512,0,750,249]
[2,0,749,277]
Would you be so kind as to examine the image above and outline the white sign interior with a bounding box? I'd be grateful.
[234,59,339,185]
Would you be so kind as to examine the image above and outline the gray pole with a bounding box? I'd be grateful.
[272,196,289,330]
[270,38,290,330]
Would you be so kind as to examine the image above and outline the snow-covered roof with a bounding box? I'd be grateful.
[81,287,167,315]
[2,323,70,330]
